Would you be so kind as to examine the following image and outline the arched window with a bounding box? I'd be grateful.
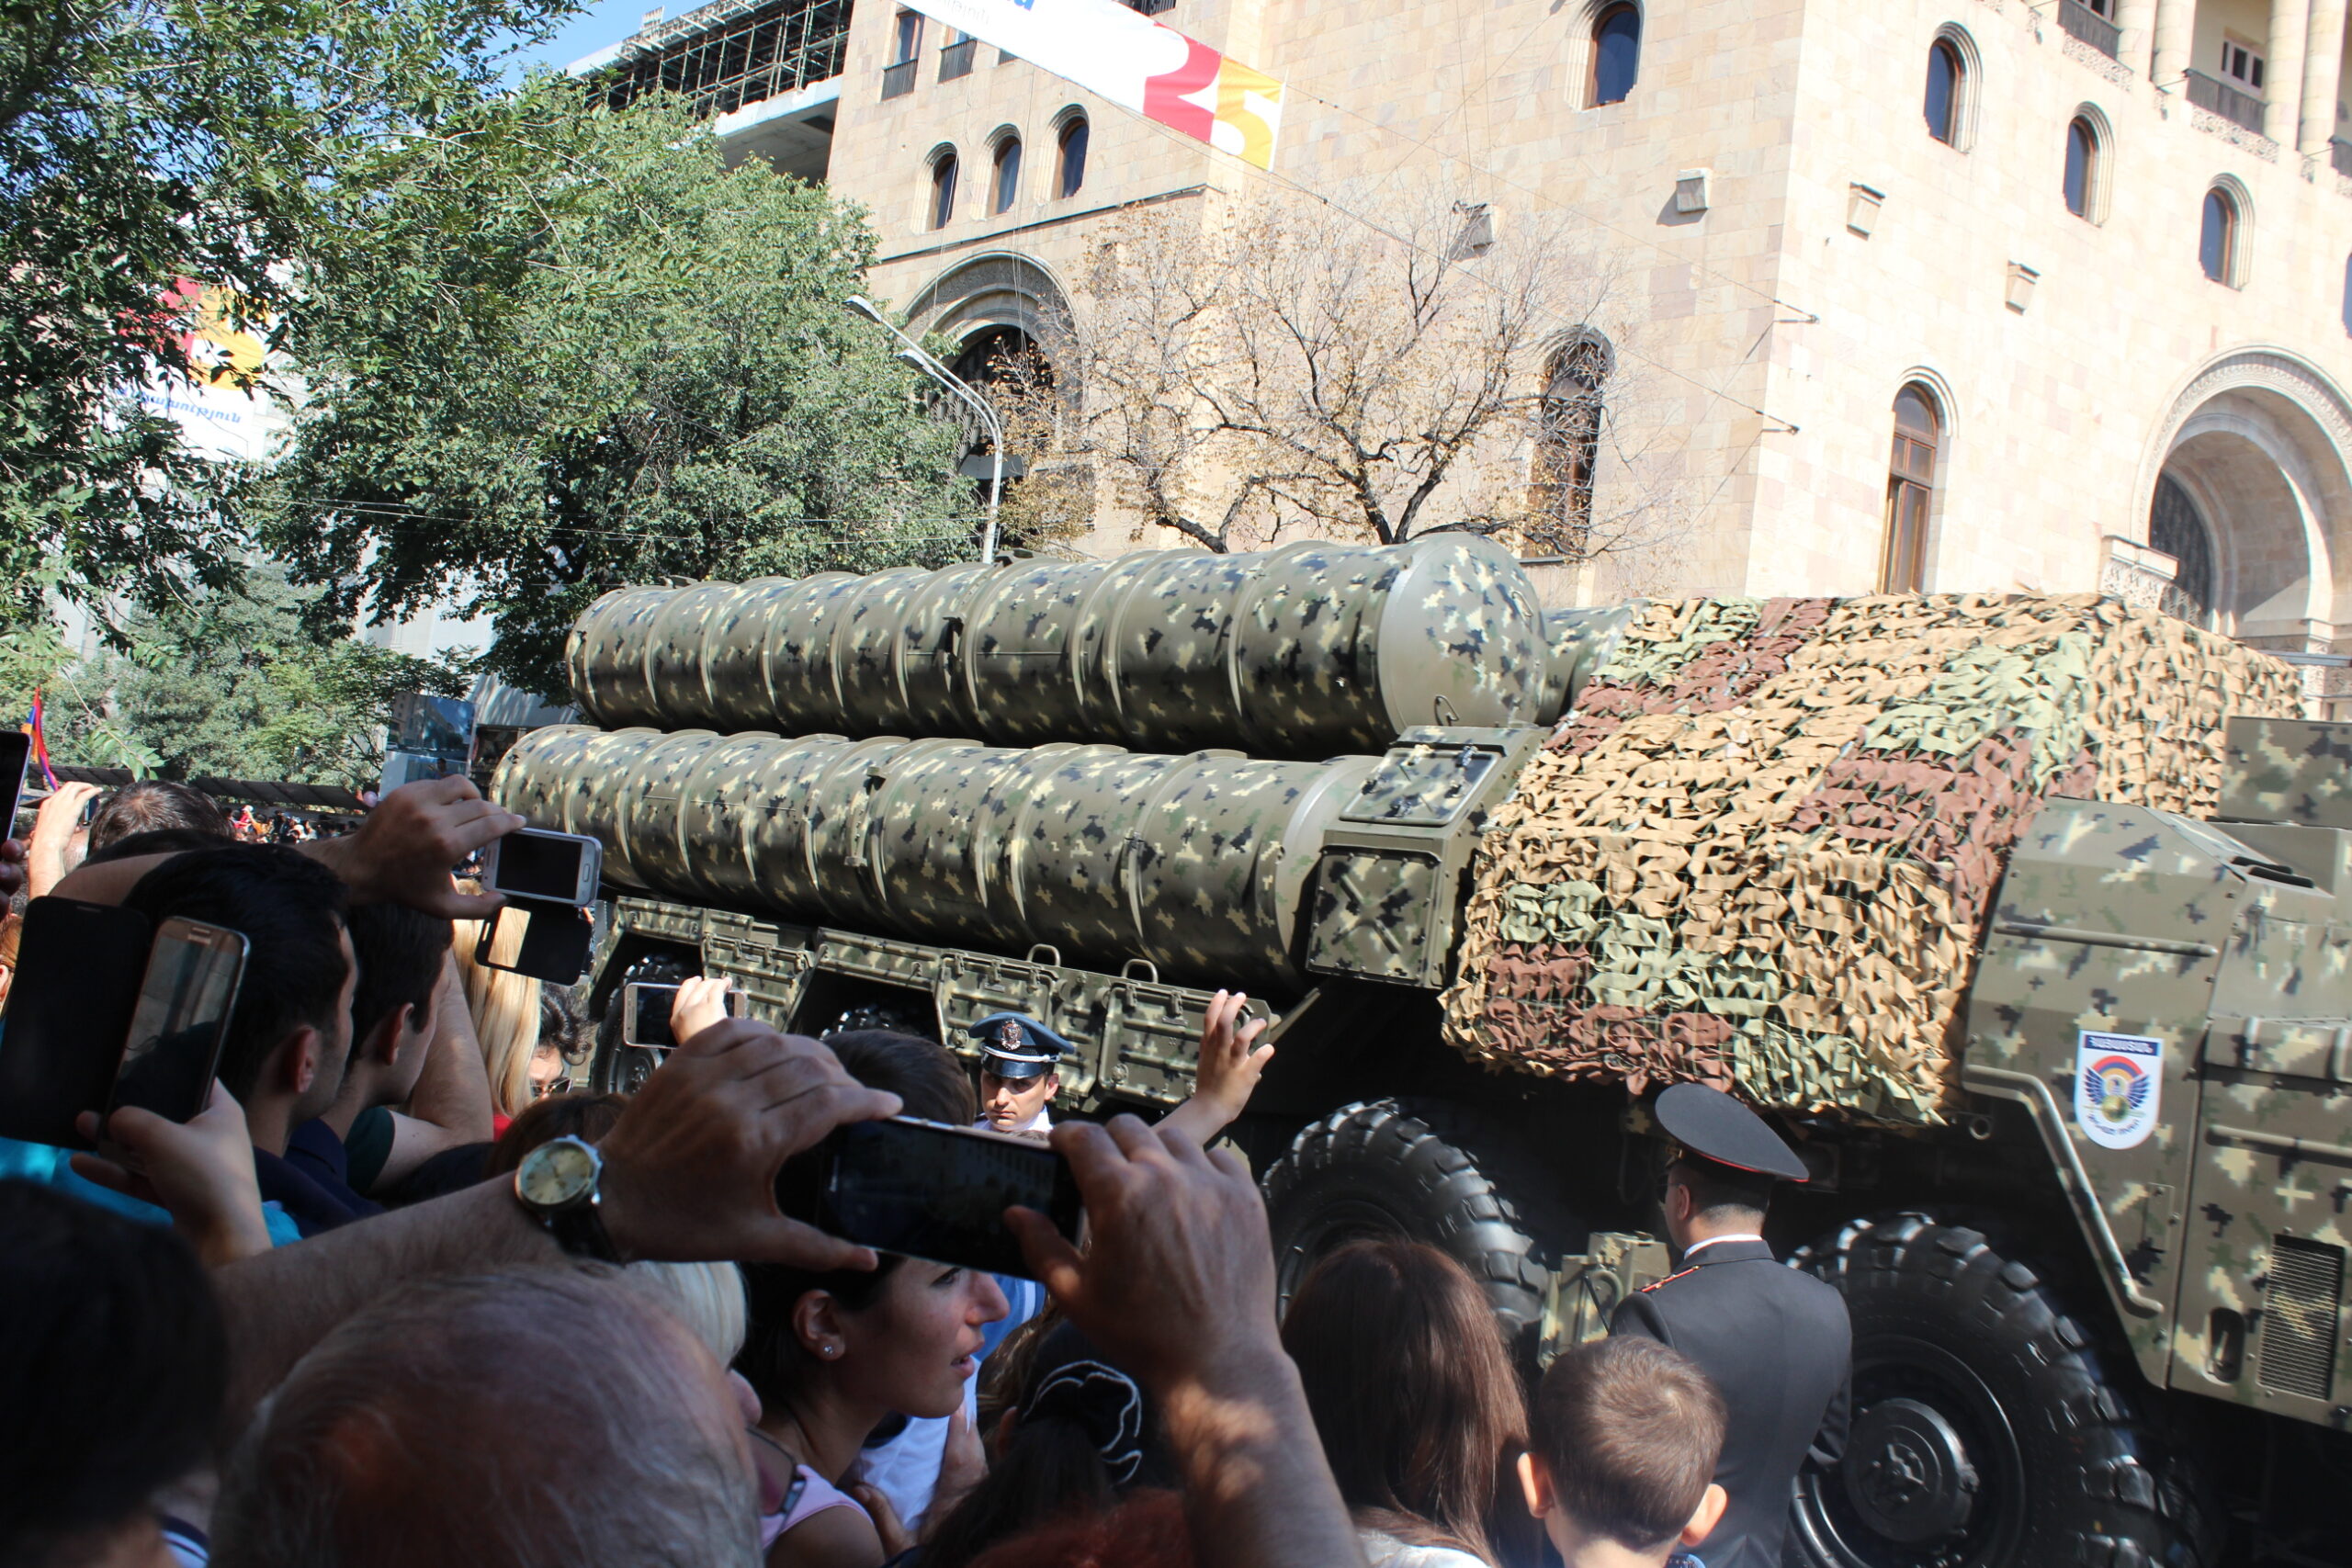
[1530,338,1609,552]
[929,150,958,230]
[1925,39,1963,144]
[1589,5,1641,107]
[2063,118,2097,218]
[1882,384,1940,592]
[992,137,1022,215]
[2200,186,2240,285]
[1056,117,1089,198]
[2150,475,2216,626]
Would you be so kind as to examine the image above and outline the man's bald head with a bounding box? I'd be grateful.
[212,1267,757,1568]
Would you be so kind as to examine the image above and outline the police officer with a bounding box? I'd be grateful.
[1609,1083,1850,1568]
[965,1012,1070,1139]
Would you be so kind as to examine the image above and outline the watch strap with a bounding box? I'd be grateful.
[544,1200,625,1264]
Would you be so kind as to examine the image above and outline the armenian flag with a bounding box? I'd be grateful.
[24,694,57,790]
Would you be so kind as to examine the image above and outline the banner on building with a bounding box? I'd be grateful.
[902,0,1283,170]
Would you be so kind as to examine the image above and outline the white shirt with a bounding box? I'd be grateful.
[1680,1233,1766,1258]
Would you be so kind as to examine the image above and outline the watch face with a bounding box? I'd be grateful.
[519,1138,597,1209]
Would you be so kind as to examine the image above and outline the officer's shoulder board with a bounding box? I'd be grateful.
[1638,1265,1700,1295]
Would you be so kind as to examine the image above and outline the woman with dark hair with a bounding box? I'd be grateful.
[740,1021,1008,1568]
[1280,1239,1530,1568]
[920,1320,1174,1568]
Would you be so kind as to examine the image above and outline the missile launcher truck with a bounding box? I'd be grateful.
[496,536,2352,1568]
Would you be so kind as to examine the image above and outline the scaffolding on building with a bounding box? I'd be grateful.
[598,0,850,118]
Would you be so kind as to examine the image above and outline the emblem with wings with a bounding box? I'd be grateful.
[2083,1056,2153,1126]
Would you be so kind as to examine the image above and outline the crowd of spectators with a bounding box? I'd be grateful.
[0,773,1747,1568]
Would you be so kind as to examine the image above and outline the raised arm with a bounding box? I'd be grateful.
[1008,1117,1368,1568]
[1157,988,1273,1148]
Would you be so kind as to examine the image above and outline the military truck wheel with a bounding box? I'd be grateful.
[1785,1213,2211,1568]
[590,952,693,1096]
[1261,1098,1575,1339]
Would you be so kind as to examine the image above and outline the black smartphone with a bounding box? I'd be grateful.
[482,828,603,906]
[473,900,594,985]
[779,1116,1084,1280]
[107,917,248,1122]
[0,897,153,1147]
[0,731,29,838]
[623,981,735,1050]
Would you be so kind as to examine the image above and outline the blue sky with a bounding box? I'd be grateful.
[504,0,655,76]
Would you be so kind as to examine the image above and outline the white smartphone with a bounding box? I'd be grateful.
[482,828,603,906]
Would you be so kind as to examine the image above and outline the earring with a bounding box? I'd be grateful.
[820,1344,838,1358]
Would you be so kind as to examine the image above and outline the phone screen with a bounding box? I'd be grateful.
[473,901,594,985]
[628,983,680,1050]
[492,830,588,902]
[624,982,735,1050]
[0,898,153,1147]
[0,730,30,837]
[786,1117,1083,1280]
[109,919,247,1122]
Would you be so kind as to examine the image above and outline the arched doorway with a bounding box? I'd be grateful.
[2143,353,2352,654]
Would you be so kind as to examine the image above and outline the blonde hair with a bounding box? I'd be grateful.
[453,886,543,1119]
[620,1260,749,1367]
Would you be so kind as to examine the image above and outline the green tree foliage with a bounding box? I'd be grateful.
[28,564,469,789]
[256,82,972,694]
[0,0,571,623]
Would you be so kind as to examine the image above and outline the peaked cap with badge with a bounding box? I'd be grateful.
[1610,1084,1850,1568]
[966,1012,1073,1081]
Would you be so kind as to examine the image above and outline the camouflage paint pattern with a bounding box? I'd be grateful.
[493,723,1378,987]
[561,536,1549,759]
[2216,717,2352,830]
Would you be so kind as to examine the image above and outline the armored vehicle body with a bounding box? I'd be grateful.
[503,537,2352,1568]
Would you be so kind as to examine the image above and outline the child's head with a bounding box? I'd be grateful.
[1518,1336,1728,1568]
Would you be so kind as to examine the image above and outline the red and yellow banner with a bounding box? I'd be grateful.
[903,0,1283,170]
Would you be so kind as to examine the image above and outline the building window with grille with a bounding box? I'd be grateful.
[1056,115,1089,197]
[992,136,1022,214]
[1882,383,1940,592]
[2200,186,2242,286]
[2150,475,2217,626]
[1925,39,1965,145]
[930,150,959,230]
[1588,5,1640,107]
[2063,116,2100,219]
[1530,338,1609,553]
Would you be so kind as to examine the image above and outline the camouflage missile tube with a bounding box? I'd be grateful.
[562,536,1566,759]
[493,725,1378,987]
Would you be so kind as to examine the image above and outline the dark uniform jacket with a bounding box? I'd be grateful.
[1609,1236,1851,1568]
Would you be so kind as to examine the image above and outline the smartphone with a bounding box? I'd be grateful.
[107,918,248,1122]
[778,1116,1084,1280]
[623,981,735,1050]
[0,897,153,1147]
[473,900,594,985]
[483,828,603,906]
[0,731,29,838]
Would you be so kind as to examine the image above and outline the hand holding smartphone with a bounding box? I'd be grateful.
[622,978,736,1051]
[777,1116,1084,1280]
[482,827,602,906]
[108,917,248,1122]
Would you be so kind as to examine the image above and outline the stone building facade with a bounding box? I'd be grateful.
[577,0,2352,661]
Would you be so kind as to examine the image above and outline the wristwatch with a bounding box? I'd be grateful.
[514,1135,625,1262]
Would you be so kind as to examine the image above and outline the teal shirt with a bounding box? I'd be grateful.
[0,1135,303,1247]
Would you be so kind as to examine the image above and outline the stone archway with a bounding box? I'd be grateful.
[902,251,1072,357]
[2139,351,2352,654]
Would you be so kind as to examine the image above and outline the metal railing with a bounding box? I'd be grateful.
[2334,138,2352,179]
[939,36,978,80]
[2057,0,2120,59]
[2186,69,2266,135]
[597,0,849,118]
[880,57,916,99]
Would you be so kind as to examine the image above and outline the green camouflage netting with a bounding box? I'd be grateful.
[1442,593,2307,1126]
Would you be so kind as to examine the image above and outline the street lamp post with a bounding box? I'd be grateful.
[843,295,1004,566]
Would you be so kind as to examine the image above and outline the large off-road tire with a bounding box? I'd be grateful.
[1785,1213,2214,1568]
[590,951,693,1095]
[1261,1098,1577,1339]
